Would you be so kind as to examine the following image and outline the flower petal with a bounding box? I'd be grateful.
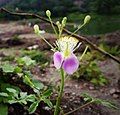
[62,54,79,74]
[53,51,63,69]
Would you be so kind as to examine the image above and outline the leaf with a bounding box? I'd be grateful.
[8,100,17,104]
[84,97,91,102]
[26,94,36,102]
[20,92,27,99]
[19,56,35,66]
[81,93,93,102]
[100,101,118,109]
[0,104,8,115]
[23,75,34,88]
[6,88,17,94]
[6,88,18,98]
[0,92,9,97]
[2,63,15,73]
[32,79,44,90]
[43,89,52,97]
[14,66,22,73]
[90,78,98,85]
[94,99,118,109]
[43,99,53,108]
[28,101,39,114]
[19,99,27,105]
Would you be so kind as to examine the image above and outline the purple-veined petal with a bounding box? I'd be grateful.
[53,51,63,69]
[62,54,79,75]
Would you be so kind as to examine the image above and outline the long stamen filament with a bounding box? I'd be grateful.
[73,42,82,52]
[39,34,55,51]
[80,45,89,61]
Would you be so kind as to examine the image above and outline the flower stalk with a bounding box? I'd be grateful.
[54,68,65,115]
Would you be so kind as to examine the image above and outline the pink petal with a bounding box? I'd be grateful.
[62,54,79,75]
[53,51,63,69]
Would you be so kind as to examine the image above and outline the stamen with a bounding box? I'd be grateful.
[73,42,82,52]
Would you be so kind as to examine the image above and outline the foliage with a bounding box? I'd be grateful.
[82,93,118,109]
[82,0,120,14]
[0,56,53,114]
[67,13,120,35]
[23,50,50,64]
[0,104,8,115]
[3,0,77,17]
[99,43,120,56]
[72,51,108,86]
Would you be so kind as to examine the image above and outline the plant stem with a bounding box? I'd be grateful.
[54,68,65,115]
[67,23,85,39]
[64,100,94,115]
[49,17,58,37]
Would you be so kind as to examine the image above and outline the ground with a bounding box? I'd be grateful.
[0,21,120,115]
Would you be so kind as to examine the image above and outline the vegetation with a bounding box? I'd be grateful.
[72,50,108,86]
[0,2,119,114]
[0,54,52,114]
[1,0,120,16]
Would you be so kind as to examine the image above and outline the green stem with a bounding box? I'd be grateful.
[68,23,85,39]
[54,68,65,115]
[64,100,94,115]
[49,17,58,37]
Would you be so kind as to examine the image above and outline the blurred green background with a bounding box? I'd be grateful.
[0,0,120,35]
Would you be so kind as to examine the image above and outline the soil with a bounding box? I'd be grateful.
[0,21,120,115]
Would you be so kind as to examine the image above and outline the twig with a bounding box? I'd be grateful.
[0,8,120,64]
[64,101,94,115]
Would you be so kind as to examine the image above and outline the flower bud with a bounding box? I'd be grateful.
[56,21,60,26]
[84,15,91,24]
[62,17,67,27]
[46,10,51,17]
[34,24,40,34]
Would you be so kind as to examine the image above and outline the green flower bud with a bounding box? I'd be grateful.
[84,15,91,24]
[56,21,60,26]
[34,24,40,34]
[56,21,61,29]
[46,10,51,17]
[62,17,67,27]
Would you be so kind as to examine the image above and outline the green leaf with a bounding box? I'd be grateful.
[0,92,9,97]
[90,78,98,85]
[8,100,17,104]
[19,99,27,105]
[14,66,22,73]
[94,99,118,109]
[6,88,17,94]
[26,94,36,102]
[43,89,52,97]
[20,92,27,99]
[18,56,35,66]
[81,93,93,102]
[32,79,44,90]
[98,100,118,109]
[0,104,8,115]
[23,75,34,88]
[43,99,53,108]
[6,88,18,98]
[2,63,15,73]
[28,101,39,114]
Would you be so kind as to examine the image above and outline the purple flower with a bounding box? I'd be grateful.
[53,36,81,75]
